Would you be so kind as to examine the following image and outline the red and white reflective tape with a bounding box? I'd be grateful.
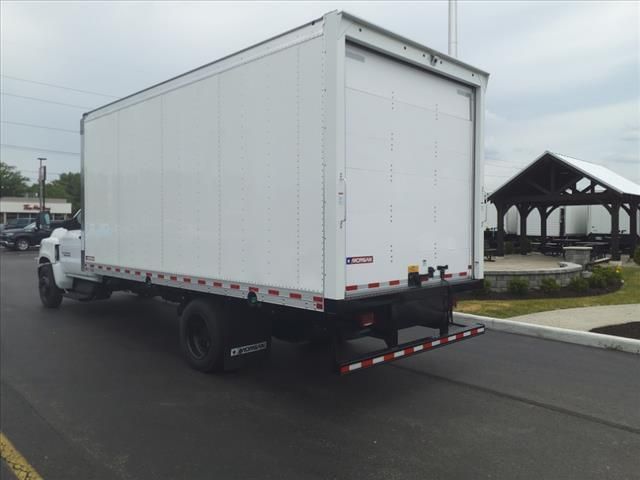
[345,278,404,292]
[345,271,472,293]
[85,262,324,311]
[340,326,485,374]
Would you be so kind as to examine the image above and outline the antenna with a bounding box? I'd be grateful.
[448,0,458,58]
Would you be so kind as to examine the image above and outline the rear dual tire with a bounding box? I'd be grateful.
[180,299,225,372]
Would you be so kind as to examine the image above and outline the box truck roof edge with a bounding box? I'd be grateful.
[82,10,488,121]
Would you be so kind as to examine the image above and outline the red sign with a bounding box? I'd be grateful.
[22,204,50,211]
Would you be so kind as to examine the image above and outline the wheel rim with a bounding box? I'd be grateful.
[186,314,211,360]
[17,239,28,250]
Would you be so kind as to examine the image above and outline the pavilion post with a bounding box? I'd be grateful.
[629,200,638,255]
[610,202,620,260]
[496,203,506,256]
[538,206,548,244]
[518,204,528,244]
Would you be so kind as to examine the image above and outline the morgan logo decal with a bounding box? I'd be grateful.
[346,256,374,265]
[230,341,267,357]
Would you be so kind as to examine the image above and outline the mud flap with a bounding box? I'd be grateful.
[223,304,272,371]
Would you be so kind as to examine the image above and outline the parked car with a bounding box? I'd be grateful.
[0,218,32,233]
[0,221,52,251]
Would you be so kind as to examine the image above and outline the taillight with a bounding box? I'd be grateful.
[356,312,375,328]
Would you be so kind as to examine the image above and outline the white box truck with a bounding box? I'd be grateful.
[37,11,488,374]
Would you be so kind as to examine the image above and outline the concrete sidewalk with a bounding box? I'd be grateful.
[508,304,640,331]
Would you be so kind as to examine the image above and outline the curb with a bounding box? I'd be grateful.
[454,312,640,355]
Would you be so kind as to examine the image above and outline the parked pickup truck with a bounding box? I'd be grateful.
[1,221,51,251]
[0,218,32,233]
[1,211,81,251]
[38,11,488,374]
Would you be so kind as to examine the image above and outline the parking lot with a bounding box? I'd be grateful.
[1,249,639,479]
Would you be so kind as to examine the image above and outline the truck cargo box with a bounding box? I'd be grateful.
[81,11,488,312]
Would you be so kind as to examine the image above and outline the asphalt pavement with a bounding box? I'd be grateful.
[1,249,639,480]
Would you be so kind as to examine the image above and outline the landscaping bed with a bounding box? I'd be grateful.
[591,322,640,340]
[455,265,639,319]
[458,283,621,301]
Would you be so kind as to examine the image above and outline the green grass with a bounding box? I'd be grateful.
[455,264,640,319]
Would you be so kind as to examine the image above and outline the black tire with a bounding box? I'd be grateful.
[179,298,225,372]
[38,263,63,308]
[15,238,30,251]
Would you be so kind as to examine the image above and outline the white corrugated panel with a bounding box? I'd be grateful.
[84,35,325,292]
[565,206,588,235]
[587,205,635,234]
[344,44,475,287]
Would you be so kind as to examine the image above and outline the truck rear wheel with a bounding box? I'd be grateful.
[180,298,225,372]
[38,263,63,308]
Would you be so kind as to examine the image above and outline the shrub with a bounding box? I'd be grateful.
[568,276,589,293]
[539,277,560,294]
[634,246,640,266]
[504,241,515,255]
[587,272,607,289]
[481,279,492,296]
[507,277,529,296]
[590,267,622,288]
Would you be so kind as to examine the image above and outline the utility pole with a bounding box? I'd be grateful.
[38,157,47,218]
[448,0,458,58]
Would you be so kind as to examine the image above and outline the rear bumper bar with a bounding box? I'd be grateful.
[339,322,485,375]
[325,279,482,314]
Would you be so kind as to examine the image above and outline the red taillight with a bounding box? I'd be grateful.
[357,312,376,328]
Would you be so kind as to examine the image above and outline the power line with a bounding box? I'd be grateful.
[0,92,93,109]
[1,75,120,99]
[1,120,78,134]
[16,169,65,177]
[1,143,80,155]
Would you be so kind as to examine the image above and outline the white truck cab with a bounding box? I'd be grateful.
[38,228,102,303]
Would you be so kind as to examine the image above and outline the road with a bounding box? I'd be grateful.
[1,250,639,480]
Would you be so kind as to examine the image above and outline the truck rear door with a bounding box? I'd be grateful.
[344,44,475,294]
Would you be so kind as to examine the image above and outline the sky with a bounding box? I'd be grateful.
[1,0,638,190]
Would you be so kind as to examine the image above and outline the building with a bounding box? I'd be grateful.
[0,197,72,224]
[487,151,640,259]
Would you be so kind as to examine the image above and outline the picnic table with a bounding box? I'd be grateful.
[537,242,563,256]
[550,238,581,247]
[575,241,610,259]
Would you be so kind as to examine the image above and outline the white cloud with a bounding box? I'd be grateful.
[484,98,640,190]
[1,1,638,190]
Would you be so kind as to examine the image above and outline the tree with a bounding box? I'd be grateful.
[0,162,30,197]
[28,172,82,213]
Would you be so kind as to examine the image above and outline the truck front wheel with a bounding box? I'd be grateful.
[15,238,30,251]
[180,298,225,372]
[38,263,63,308]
